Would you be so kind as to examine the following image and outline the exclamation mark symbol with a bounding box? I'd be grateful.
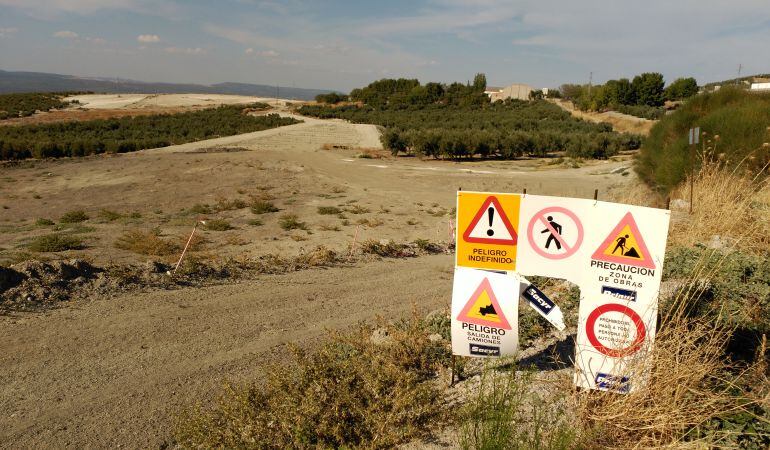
[486,206,495,236]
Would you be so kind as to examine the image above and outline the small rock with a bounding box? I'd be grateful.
[370,327,393,345]
[425,309,446,322]
[428,333,443,342]
[670,199,690,211]
[705,234,735,250]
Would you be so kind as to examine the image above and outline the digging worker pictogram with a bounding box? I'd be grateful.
[540,216,563,250]
[612,234,629,255]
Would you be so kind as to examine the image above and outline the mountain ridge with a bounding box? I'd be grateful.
[0,69,338,100]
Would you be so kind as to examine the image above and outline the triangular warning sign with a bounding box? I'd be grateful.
[591,212,655,269]
[456,278,512,329]
[462,196,517,245]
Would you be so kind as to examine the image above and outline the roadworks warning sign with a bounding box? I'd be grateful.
[456,192,521,271]
[575,202,670,393]
[591,212,655,270]
[452,267,519,357]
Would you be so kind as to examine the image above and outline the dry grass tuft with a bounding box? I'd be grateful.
[175,313,451,449]
[668,160,770,253]
[574,313,740,448]
[115,228,180,256]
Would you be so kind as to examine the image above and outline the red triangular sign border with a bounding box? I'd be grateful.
[591,212,656,269]
[456,277,512,330]
[462,196,518,245]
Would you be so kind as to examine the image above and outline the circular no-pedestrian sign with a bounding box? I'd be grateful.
[526,206,583,260]
[585,303,646,358]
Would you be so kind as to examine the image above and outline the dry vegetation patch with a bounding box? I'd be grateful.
[114,229,181,256]
[175,314,452,449]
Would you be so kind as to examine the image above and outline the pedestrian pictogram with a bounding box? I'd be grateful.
[585,303,647,357]
[456,277,512,330]
[591,212,655,269]
[463,196,517,245]
[525,206,584,260]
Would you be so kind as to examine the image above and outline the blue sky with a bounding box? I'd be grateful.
[0,0,768,92]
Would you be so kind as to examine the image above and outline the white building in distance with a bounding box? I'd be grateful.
[485,83,535,101]
[750,82,770,91]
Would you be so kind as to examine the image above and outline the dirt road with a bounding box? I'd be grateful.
[549,99,655,135]
[0,254,453,448]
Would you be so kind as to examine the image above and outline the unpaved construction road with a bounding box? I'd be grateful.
[1,255,453,448]
[0,100,636,447]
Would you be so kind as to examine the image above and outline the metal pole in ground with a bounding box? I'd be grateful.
[347,225,360,261]
[173,220,204,275]
[690,139,695,214]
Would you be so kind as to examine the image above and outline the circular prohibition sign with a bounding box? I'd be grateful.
[526,206,584,260]
[585,303,647,358]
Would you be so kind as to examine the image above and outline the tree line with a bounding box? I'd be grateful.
[560,73,698,119]
[300,96,641,159]
[0,104,298,160]
[0,92,88,119]
[315,74,490,108]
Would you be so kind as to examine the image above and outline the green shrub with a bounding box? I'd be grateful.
[186,204,212,215]
[28,234,84,252]
[459,369,577,450]
[247,218,263,226]
[98,209,122,221]
[614,104,665,120]
[115,228,179,256]
[317,206,342,215]
[59,210,89,223]
[35,218,54,226]
[175,317,449,449]
[279,214,306,231]
[251,200,279,214]
[635,88,770,191]
[204,219,233,231]
[215,198,247,211]
[662,246,770,334]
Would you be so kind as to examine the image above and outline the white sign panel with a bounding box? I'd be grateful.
[451,193,670,393]
[451,267,519,358]
[574,202,670,392]
[516,195,596,284]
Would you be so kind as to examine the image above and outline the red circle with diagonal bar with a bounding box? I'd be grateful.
[526,206,583,260]
[585,303,646,357]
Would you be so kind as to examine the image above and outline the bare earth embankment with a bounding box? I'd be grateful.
[550,98,656,135]
[0,100,636,448]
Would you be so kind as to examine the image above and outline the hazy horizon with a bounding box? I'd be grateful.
[1,0,769,92]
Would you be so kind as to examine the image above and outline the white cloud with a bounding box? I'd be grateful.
[0,27,18,37]
[137,34,160,43]
[164,46,206,55]
[53,30,78,39]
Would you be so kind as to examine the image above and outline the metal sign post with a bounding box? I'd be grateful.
[688,127,700,214]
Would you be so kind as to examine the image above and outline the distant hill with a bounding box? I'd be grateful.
[703,73,770,88]
[0,69,338,100]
